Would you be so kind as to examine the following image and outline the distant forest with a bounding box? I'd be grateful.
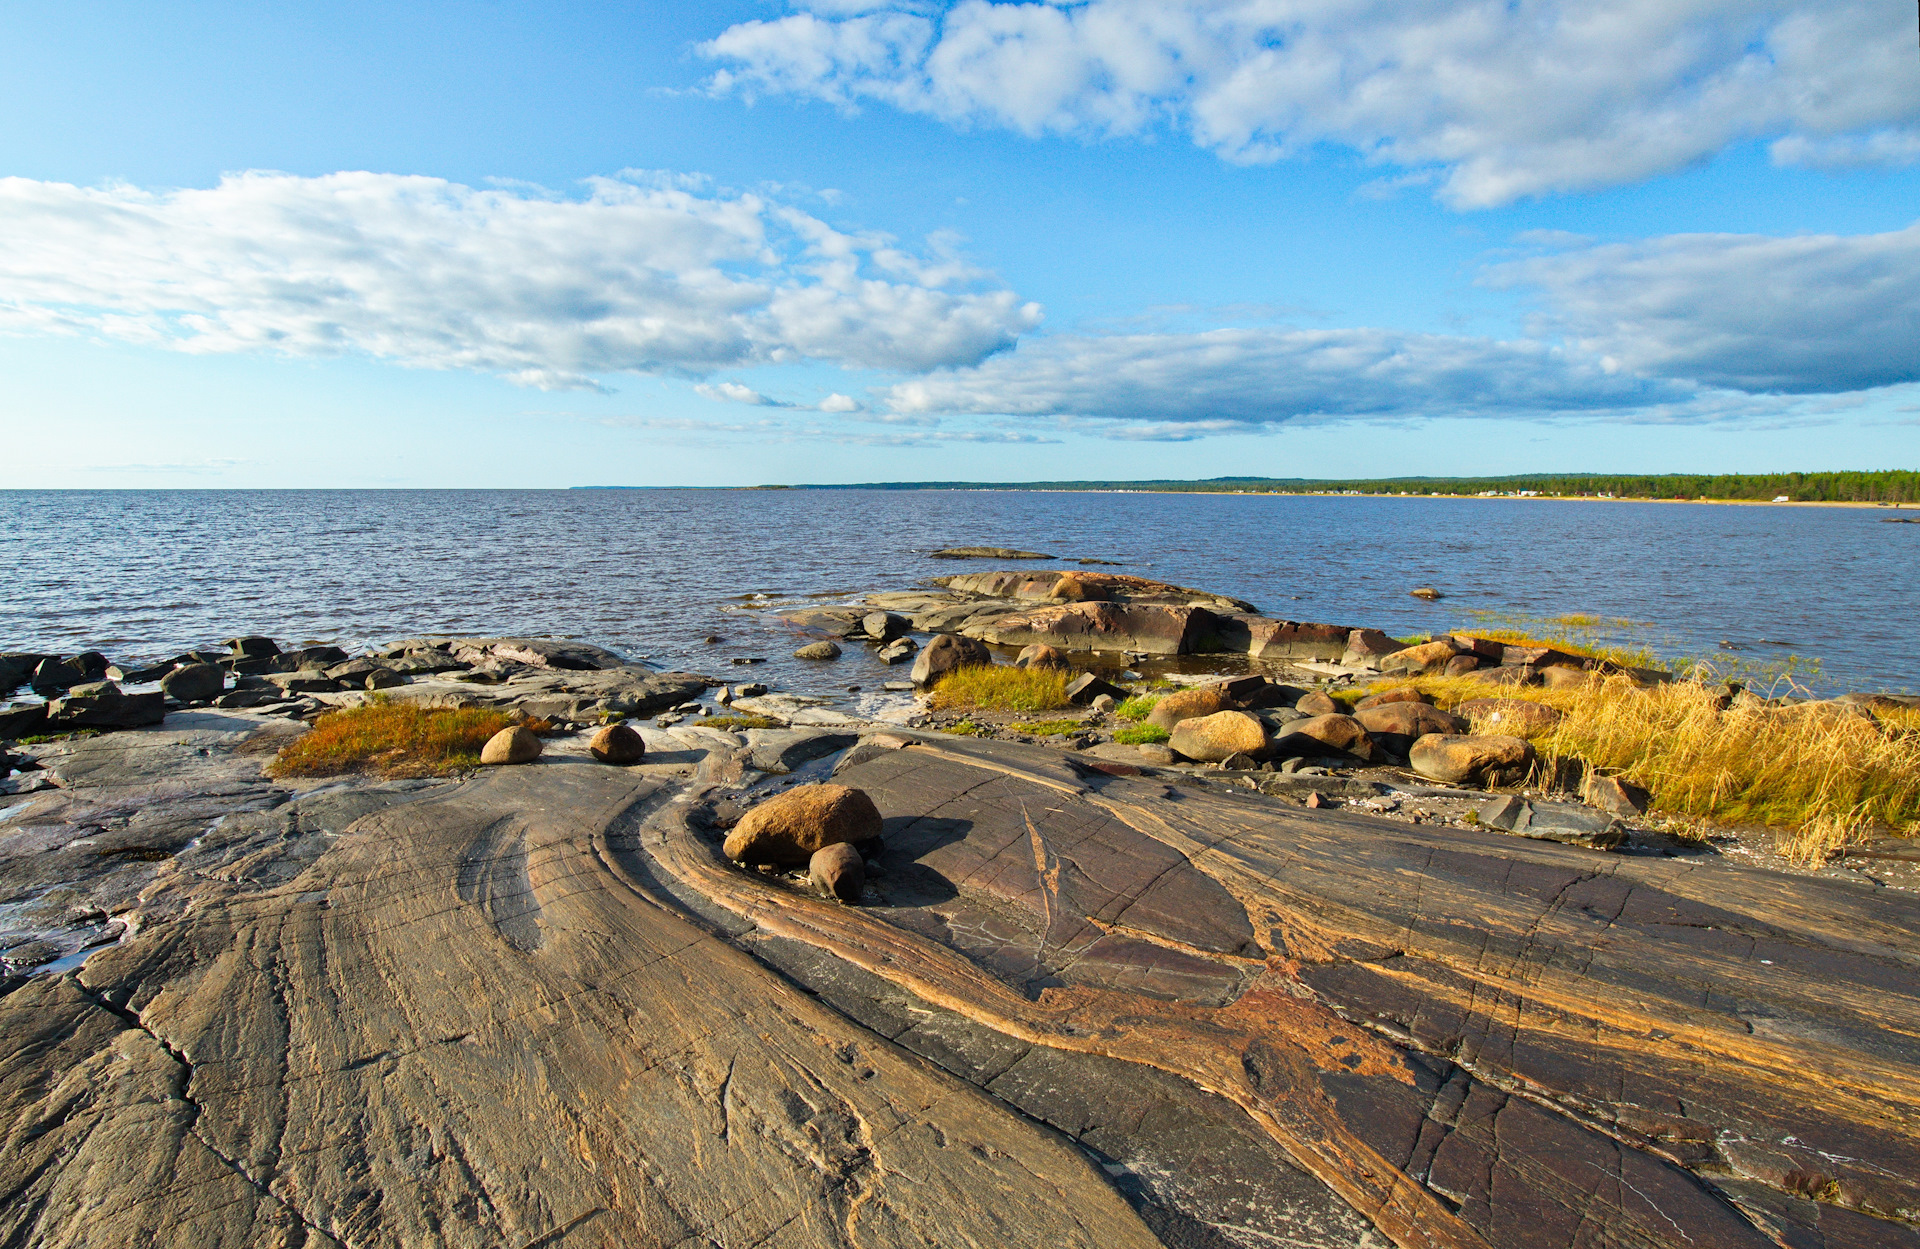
[772,470,1920,503]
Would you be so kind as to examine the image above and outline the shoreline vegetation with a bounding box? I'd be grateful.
[731,469,1920,505]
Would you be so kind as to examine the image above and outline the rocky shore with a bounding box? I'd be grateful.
[4,572,1919,1248]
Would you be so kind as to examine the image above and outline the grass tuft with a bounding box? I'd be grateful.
[942,719,986,737]
[1018,718,1085,736]
[928,665,1071,712]
[698,714,782,730]
[1114,723,1171,745]
[1367,672,1920,859]
[1115,694,1160,721]
[267,702,513,778]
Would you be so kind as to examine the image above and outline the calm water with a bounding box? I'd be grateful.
[2,489,1914,696]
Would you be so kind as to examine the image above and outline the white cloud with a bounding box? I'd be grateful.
[885,326,1684,422]
[703,1,1920,206]
[1495,221,1920,392]
[819,392,865,411]
[0,170,1042,387]
[696,381,784,405]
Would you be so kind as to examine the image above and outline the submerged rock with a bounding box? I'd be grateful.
[794,640,843,661]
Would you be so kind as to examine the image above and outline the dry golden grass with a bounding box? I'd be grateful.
[928,664,1072,712]
[1362,674,1920,861]
[267,701,514,778]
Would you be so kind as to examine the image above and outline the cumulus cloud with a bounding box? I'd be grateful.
[1495,221,1920,392]
[703,1,1920,206]
[885,326,1685,423]
[0,170,1042,387]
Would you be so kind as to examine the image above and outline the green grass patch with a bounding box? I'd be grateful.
[1114,723,1171,745]
[698,714,782,730]
[11,729,103,746]
[928,664,1071,712]
[1019,718,1085,736]
[267,701,513,778]
[1115,695,1160,721]
[942,719,986,737]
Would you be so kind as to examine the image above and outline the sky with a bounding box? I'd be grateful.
[1,0,1917,488]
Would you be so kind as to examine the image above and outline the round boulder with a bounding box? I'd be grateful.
[1380,640,1458,675]
[1410,733,1532,785]
[1168,710,1269,763]
[862,611,909,642]
[794,641,843,661]
[480,725,543,765]
[589,722,646,764]
[1146,683,1235,731]
[1453,698,1563,739]
[364,667,405,690]
[910,634,992,687]
[1295,690,1339,717]
[1444,655,1481,676]
[723,783,883,866]
[1354,686,1429,711]
[809,842,865,902]
[1272,713,1377,762]
[1540,665,1599,690]
[160,662,225,703]
[1015,643,1070,671]
[1355,702,1469,755]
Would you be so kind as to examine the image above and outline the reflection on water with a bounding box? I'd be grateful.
[1,489,1914,695]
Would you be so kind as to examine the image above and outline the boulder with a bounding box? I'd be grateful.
[809,842,865,902]
[67,680,120,699]
[1410,586,1443,600]
[225,636,280,657]
[1342,629,1401,668]
[861,612,909,643]
[1445,636,1507,662]
[1015,643,1070,670]
[981,602,1220,656]
[877,640,917,665]
[1212,618,1352,662]
[1354,686,1428,711]
[364,668,405,691]
[1145,683,1236,730]
[723,783,883,866]
[1444,655,1481,676]
[1379,640,1458,675]
[1295,691,1339,716]
[30,658,85,697]
[1410,734,1532,785]
[265,671,342,694]
[794,641,843,661]
[0,653,47,696]
[1474,665,1540,687]
[910,634,992,687]
[385,648,467,675]
[589,723,647,765]
[929,547,1053,560]
[1584,774,1651,817]
[69,652,111,680]
[1539,665,1600,690]
[44,689,165,730]
[1479,796,1625,850]
[1453,698,1563,739]
[1064,673,1124,706]
[1354,703,1469,755]
[1169,711,1270,763]
[480,726,543,765]
[0,703,50,740]
[160,663,225,703]
[733,682,770,699]
[933,570,1253,611]
[1089,693,1117,714]
[285,645,351,670]
[1271,714,1377,763]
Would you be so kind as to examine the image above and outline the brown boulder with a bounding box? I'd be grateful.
[480,725,543,765]
[1584,774,1651,817]
[1454,697,1563,739]
[1146,683,1235,730]
[809,842,866,901]
[589,723,647,764]
[1295,691,1338,716]
[723,783,883,866]
[1354,702,1469,754]
[1444,655,1481,676]
[910,634,992,686]
[1540,665,1599,690]
[1379,640,1458,674]
[1272,714,1377,762]
[1474,665,1540,687]
[1342,628,1401,667]
[1168,711,1269,763]
[1016,643,1070,670]
[1224,618,1351,662]
[1354,686,1428,711]
[1410,733,1532,784]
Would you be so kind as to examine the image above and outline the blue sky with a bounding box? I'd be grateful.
[1,0,1917,487]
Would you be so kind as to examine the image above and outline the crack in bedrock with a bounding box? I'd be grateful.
[76,982,348,1247]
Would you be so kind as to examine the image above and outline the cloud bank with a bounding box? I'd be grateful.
[703,0,1920,206]
[0,171,1041,389]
